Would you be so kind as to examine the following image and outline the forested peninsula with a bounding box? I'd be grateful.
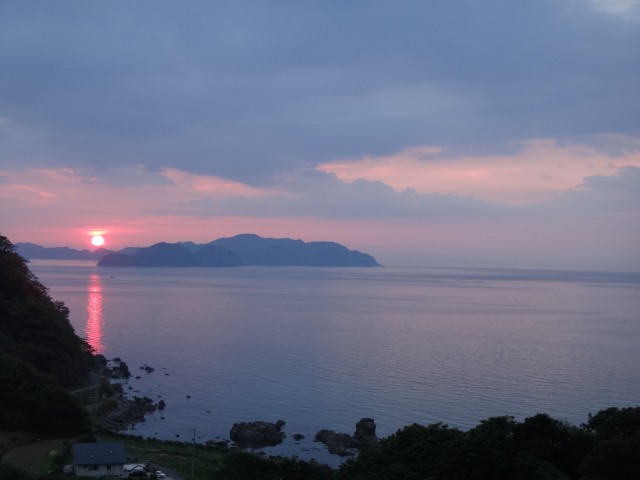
[17,234,380,267]
[1,233,639,480]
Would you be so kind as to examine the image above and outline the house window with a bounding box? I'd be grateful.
[107,464,112,471]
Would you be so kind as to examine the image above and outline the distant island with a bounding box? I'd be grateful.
[17,234,380,267]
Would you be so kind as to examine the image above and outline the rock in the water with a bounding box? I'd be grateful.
[315,418,379,456]
[314,430,359,456]
[158,399,166,410]
[108,361,131,379]
[293,433,305,440]
[354,417,379,447]
[230,421,285,448]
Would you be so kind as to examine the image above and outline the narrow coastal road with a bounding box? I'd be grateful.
[69,371,102,395]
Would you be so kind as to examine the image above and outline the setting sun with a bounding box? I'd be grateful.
[91,235,105,247]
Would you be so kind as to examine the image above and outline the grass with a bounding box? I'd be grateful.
[96,432,336,480]
[0,431,35,457]
[0,437,68,475]
[98,432,226,480]
[2,430,335,480]
[0,430,223,480]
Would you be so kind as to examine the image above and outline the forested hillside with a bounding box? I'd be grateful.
[0,234,90,432]
[336,408,640,479]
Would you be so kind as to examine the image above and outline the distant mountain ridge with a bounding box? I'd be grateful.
[15,242,111,260]
[17,234,380,267]
[97,242,245,267]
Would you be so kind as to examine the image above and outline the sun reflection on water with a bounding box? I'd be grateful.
[86,273,104,353]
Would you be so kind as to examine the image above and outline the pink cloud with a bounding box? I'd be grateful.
[160,168,280,198]
[317,139,640,205]
[1,166,283,249]
[2,143,639,271]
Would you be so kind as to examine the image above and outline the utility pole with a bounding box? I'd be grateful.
[188,425,196,478]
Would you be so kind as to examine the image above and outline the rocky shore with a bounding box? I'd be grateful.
[94,387,159,431]
[93,358,165,432]
[94,356,378,460]
[314,418,379,456]
[230,420,287,448]
[228,418,379,457]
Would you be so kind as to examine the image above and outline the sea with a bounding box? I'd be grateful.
[29,260,640,466]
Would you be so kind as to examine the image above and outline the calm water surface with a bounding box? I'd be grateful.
[30,261,640,465]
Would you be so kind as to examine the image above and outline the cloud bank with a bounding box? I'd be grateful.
[1,1,638,269]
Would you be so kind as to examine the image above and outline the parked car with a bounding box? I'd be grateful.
[129,470,148,478]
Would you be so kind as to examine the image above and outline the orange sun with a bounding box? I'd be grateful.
[91,235,105,247]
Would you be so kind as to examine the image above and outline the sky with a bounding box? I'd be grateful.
[1,0,639,270]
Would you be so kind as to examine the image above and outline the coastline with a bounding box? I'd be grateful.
[92,358,375,468]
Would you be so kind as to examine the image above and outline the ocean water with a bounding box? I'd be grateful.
[29,261,640,465]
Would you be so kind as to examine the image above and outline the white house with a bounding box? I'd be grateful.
[71,442,127,477]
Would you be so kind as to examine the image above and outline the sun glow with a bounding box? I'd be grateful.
[86,274,104,353]
[91,235,105,247]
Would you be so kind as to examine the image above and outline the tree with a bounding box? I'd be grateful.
[0,233,91,432]
[580,407,640,479]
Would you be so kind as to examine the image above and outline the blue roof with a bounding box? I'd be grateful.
[72,442,127,465]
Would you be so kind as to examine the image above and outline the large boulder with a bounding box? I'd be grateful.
[314,430,360,456]
[315,418,379,456]
[354,417,379,447]
[230,421,285,448]
[107,361,131,379]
